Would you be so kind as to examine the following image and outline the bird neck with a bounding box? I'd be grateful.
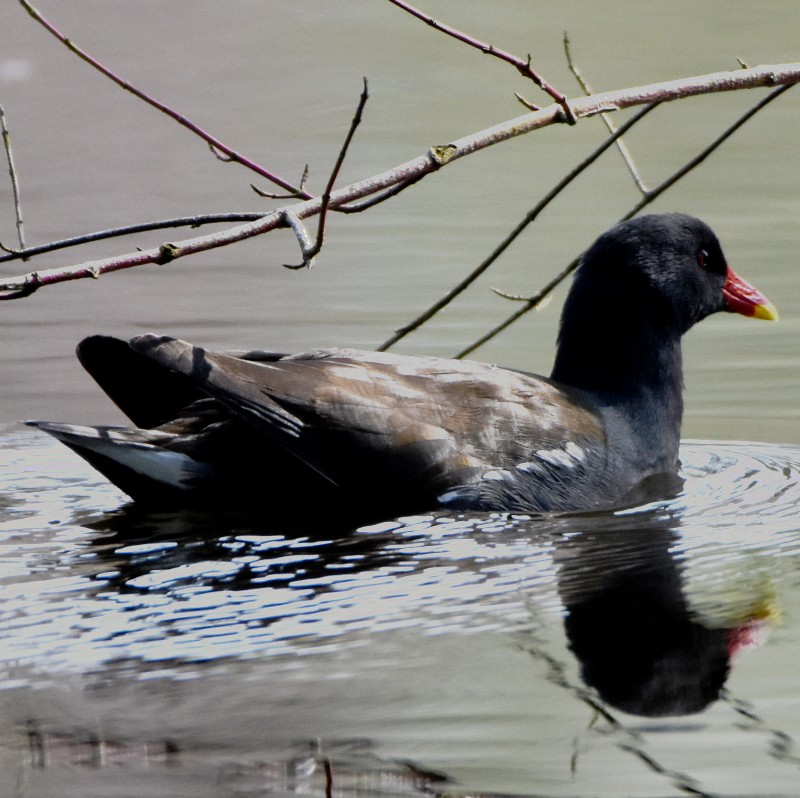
[550,317,685,468]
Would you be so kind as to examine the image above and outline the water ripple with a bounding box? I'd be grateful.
[1,428,799,681]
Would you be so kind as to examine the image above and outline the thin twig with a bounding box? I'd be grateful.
[0,213,268,264]
[386,0,576,122]
[284,78,369,269]
[0,106,26,251]
[0,65,798,299]
[514,92,540,112]
[208,143,233,163]
[252,165,310,200]
[336,174,424,213]
[377,102,657,351]
[454,83,794,359]
[564,32,648,195]
[490,285,548,302]
[17,0,311,198]
[455,257,581,359]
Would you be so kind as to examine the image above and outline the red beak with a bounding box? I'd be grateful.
[722,267,778,320]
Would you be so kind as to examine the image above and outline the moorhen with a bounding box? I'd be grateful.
[27,214,777,515]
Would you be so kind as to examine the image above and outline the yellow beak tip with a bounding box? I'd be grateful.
[753,301,779,322]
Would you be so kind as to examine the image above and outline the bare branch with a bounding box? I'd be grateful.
[377,102,658,351]
[630,82,795,206]
[335,178,418,212]
[564,32,648,195]
[454,83,794,359]
[17,0,312,198]
[386,0,576,122]
[0,65,797,299]
[455,259,581,360]
[0,106,26,251]
[0,214,269,264]
[283,78,369,269]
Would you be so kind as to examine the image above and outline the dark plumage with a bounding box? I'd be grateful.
[27,214,777,516]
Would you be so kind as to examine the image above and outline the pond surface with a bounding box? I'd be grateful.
[2,424,800,797]
[1,2,799,797]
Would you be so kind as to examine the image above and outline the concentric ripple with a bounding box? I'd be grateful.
[0,427,799,680]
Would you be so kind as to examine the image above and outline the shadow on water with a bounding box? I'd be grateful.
[3,430,800,796]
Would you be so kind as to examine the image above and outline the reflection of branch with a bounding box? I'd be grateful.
[454,83,794,359]
[377,103,657,351]
[564,33,648,195]
[284,79,369,270]
[17,0,311,198]
[323,758,334,798]
[723,689,800,768]
[1,66,798,299]
[517,614,713,797]
[0,106,26,252]
[386,0,576,122]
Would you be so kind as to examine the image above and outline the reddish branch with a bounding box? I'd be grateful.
[16,0,312,198]
[1,64,798,299]
[0,106,26,251]
[386,0,576,121]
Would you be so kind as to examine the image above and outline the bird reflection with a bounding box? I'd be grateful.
[554,511,772,717]
[83,495,773,722]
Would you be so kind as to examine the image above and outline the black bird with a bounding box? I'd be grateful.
[27,214,777,516]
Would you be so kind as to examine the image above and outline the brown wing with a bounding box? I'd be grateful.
[131,335,605,498]
[77,335,288,430]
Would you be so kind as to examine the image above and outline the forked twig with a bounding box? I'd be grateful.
[387,0,576,122]
[16,0,311,198]
[281,210,317,270]
[0,106,26,252]
[454,83,794,359]
[283,78,369,269]
[377,102,658,351]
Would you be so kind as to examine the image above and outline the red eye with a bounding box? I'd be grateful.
[697,249,709,269]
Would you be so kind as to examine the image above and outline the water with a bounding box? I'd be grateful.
[2,425,800,797]
[1,2,799,796]
[0,1,798,436]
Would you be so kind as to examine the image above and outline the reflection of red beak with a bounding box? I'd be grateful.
[723,266,779,320]
[727,616,770,658]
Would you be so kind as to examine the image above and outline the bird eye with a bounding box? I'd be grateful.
[697,249,709,269]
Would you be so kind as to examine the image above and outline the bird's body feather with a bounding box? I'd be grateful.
[26,214,776,518]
